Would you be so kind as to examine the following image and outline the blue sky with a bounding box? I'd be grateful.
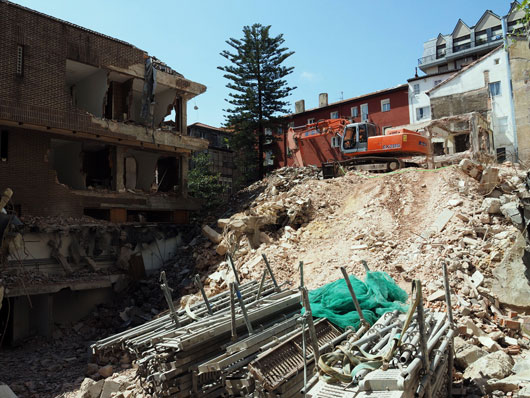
[13,0,514,127]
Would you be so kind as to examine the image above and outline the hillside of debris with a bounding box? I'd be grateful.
[4,162,530,398]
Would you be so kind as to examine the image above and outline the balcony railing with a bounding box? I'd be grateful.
[418,35,504,66]
[453,42,471,52]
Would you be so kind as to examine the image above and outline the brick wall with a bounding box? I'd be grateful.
[0,127,82,217]
[0,2,144,130]
[272,86,411,167]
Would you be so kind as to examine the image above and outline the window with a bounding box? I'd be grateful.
[438,64,449,73]
[0,131,8,161]
[434,80,442,86]
[381,99,390,112]
[331,136,340,148]
[416,106,429,120]
[489,81,501,97]
[351,107,358,118]
[307,118,315,124]
[496,147,506,162]
[16,45,24,76]
[494,58,500,65]
[264,128,272,136]
[330,111,339,119]
[382,126,392,135]
[413,84,420,95]
[360,103,368,120]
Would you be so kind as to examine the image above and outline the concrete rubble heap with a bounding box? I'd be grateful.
[193,159,530,396]
[9,160,530,398]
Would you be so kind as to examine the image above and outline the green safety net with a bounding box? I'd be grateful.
[307,271,408,330]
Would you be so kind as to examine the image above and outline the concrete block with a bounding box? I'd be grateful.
[202,225,222,244]
[427,290,446,302]
[478,335,501,352]
[482,198,502,214]
[464,350,514,380]
[100,379,121,398]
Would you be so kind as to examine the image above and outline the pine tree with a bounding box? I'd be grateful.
[218,24,295,181]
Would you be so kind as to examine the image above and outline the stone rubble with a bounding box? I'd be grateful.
[7,161,530,398]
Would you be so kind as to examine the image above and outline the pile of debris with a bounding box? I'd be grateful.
[194,160,530,396]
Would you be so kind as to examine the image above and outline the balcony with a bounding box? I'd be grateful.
[453,42,471,52]
[418,35,504,67]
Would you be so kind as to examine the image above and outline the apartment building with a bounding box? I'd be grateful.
[188,123,237,196]
[417,3,524,75]
[0,1,208,223]
[0,1,209,343]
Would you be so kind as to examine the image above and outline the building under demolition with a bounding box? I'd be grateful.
[0,1,208,343]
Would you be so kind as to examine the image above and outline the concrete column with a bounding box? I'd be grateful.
[115,146,126,191]
[32,294,53,338]
[11,297,30,345]
[180,154,189,197]
[180,98,188,135]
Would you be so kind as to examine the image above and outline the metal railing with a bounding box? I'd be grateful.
[418,35,504,66]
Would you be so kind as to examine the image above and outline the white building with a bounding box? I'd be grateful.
[427,45,515,159]
[408,71,455,124]
[417,4,524,75]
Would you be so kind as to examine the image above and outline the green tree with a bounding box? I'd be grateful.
[188,153,225,210]
[219,23,296,181]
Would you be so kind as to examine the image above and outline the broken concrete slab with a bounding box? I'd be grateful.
[79,378,104,398]
[479,167,500,194]
[478,335,501,352]
[459,158,483,180]
[482,198,502,214]
[486,369,530,393]
[100,379,121,398]
[464,350,514,381]
[202,225,222,244]
[454,337,488,369]
[427,290,446,302]
[489,233,530,308]
[500,202,523,228]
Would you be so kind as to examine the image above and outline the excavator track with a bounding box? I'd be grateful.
[322,157,419,179]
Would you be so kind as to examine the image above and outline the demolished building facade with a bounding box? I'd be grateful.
[0,1,208,344]
[0,1,208,222]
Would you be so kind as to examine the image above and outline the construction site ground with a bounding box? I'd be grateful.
[2,163,530,398]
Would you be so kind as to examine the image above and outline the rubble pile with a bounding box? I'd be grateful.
[195,161,530,396]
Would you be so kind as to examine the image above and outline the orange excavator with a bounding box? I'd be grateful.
[286,118,430,178]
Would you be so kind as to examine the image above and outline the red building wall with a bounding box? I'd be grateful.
[270,85,410,168]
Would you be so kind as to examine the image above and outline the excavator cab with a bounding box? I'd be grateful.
[341,122,377,153]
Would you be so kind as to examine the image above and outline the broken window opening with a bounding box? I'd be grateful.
[156,157,179,192]
[174,97,182,132]
[454,134,470,153]
[104,80,132,121]
[1,130,8,161]
[83,145,112,189]
[433,142,445,156]
[496,147,506,163]
[66,59,107,118]
[84,208,110,221]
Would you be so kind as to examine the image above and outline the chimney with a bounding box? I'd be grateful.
[295,100,305,114]
[319,93,328,107]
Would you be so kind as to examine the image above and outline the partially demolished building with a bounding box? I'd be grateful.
[0,1,207,221]
[0,2,208,343]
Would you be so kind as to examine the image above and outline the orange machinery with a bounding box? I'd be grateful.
[287,118,430,177]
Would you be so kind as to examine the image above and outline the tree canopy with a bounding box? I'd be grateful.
[218,23,295,181]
